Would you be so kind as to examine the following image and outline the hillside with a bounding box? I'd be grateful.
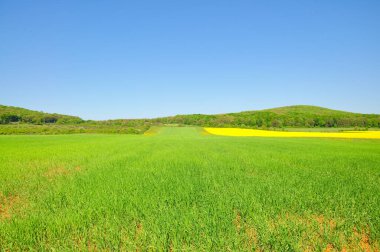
[0,105,83,124]
[1,104,379,134]
[0,105,150,134]
[261,105,356,115]
[155,105,380,128]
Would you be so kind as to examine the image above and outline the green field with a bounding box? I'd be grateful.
[1,127,379,251]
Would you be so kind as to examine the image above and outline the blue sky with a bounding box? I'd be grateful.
[1,1,379,119]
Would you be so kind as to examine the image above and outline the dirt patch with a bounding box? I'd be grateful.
[233,211,242,233]
[245,225,259,249]
[351,227,374,252]
[43,166,70,179]
[0,192,22,220]
[324,243,334,252]
[43,166,81,180]
[269,213,379,251]
[86,240,98,252]
[233,210,261,250]
[135,221,143,238]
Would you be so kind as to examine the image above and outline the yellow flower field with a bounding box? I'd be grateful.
[204,127,380,139]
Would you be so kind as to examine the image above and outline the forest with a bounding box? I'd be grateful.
[1,104,379,134]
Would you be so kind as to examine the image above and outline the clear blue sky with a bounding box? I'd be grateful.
[1,1,379,119]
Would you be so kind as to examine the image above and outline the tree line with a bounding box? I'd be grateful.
[154,110,380,128]
[1,105,379,129]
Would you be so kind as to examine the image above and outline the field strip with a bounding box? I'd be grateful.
[143,126,161,136]
[204,127,380,139]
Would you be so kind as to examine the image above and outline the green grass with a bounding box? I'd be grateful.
[1,127,379,251]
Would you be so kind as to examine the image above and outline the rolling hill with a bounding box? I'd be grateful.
[0,104,379,134]
[0,105,83,124]
[155,105,380,128]
[0,105,149,134]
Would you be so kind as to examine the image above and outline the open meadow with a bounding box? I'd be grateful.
[1,127,380,251]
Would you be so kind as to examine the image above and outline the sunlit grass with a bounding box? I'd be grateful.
[0,127,379,250]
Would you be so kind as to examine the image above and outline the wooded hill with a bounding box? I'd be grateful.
[155,105,380,128]
[0,105,150,134]
[1,104,379,134]
[0,105,83,124]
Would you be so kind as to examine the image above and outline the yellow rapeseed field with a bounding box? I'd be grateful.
[204,127,380,139]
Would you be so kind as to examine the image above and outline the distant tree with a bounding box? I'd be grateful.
[305,118,315,127]
[0,114,20,124]
[271,119,282,128]
[43,116,58,123]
